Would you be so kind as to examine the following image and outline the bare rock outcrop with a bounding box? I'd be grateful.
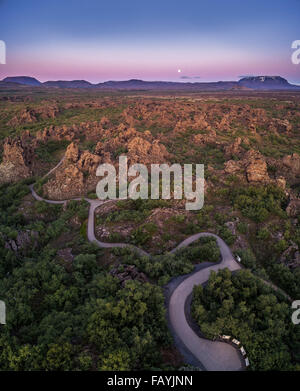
[42,142,101,199]
[110,264,148,287]
[217,115,231,132]
[282,153,300,176]
[244,150,269,183]
[224,160,241,175]
[270,118,292,134]
[279,242,300,269]
[127,136,170,165]
[224,149,270,183]
[223,137,249,159]
[57,248,74,270]
[266,153,300,186]
[36,124,79,143]
[8,105,60,127]
[3,230,38,253]
[65,142,80,163]
[0,137,33,184]
[286,194,300,217]
[94,126,170,167]
[193,129,217,145]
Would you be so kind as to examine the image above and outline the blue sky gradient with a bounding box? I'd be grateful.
[0,0,299,82]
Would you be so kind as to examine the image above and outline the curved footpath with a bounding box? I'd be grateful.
[169,234,242,370]
[29,160,291,371]
[29,184,148,257]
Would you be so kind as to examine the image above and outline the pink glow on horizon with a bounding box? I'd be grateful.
[0,42,299,83]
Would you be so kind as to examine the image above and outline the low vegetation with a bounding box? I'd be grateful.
[1,90,300,371]
[192,269,300,370]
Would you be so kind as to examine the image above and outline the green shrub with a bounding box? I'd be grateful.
[232,185,286,223]
[35,140,69,163]
[237,221,248,234]
[257,227,270,240]
[218,225,235,245]
[235,248,257,269]
[176,237,220,263]
[191,268,298,370]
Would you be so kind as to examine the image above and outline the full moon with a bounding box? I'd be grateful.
[177,69,181,73]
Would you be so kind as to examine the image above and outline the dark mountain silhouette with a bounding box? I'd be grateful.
[1,76,299,91]
[43,80,93,88]
[238,76,298,90]
[2,76,42,86]
[97,79,240,90]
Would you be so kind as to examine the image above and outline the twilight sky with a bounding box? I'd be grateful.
[0,0,300,83]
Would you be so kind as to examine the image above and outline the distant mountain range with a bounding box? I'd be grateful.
[2,76,42,87]
[1,75,300,91]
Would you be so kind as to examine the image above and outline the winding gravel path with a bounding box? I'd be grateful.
[28,160,290,371]
[87,200,149,257]
[43,156,66,179]
[170,233,242,370]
